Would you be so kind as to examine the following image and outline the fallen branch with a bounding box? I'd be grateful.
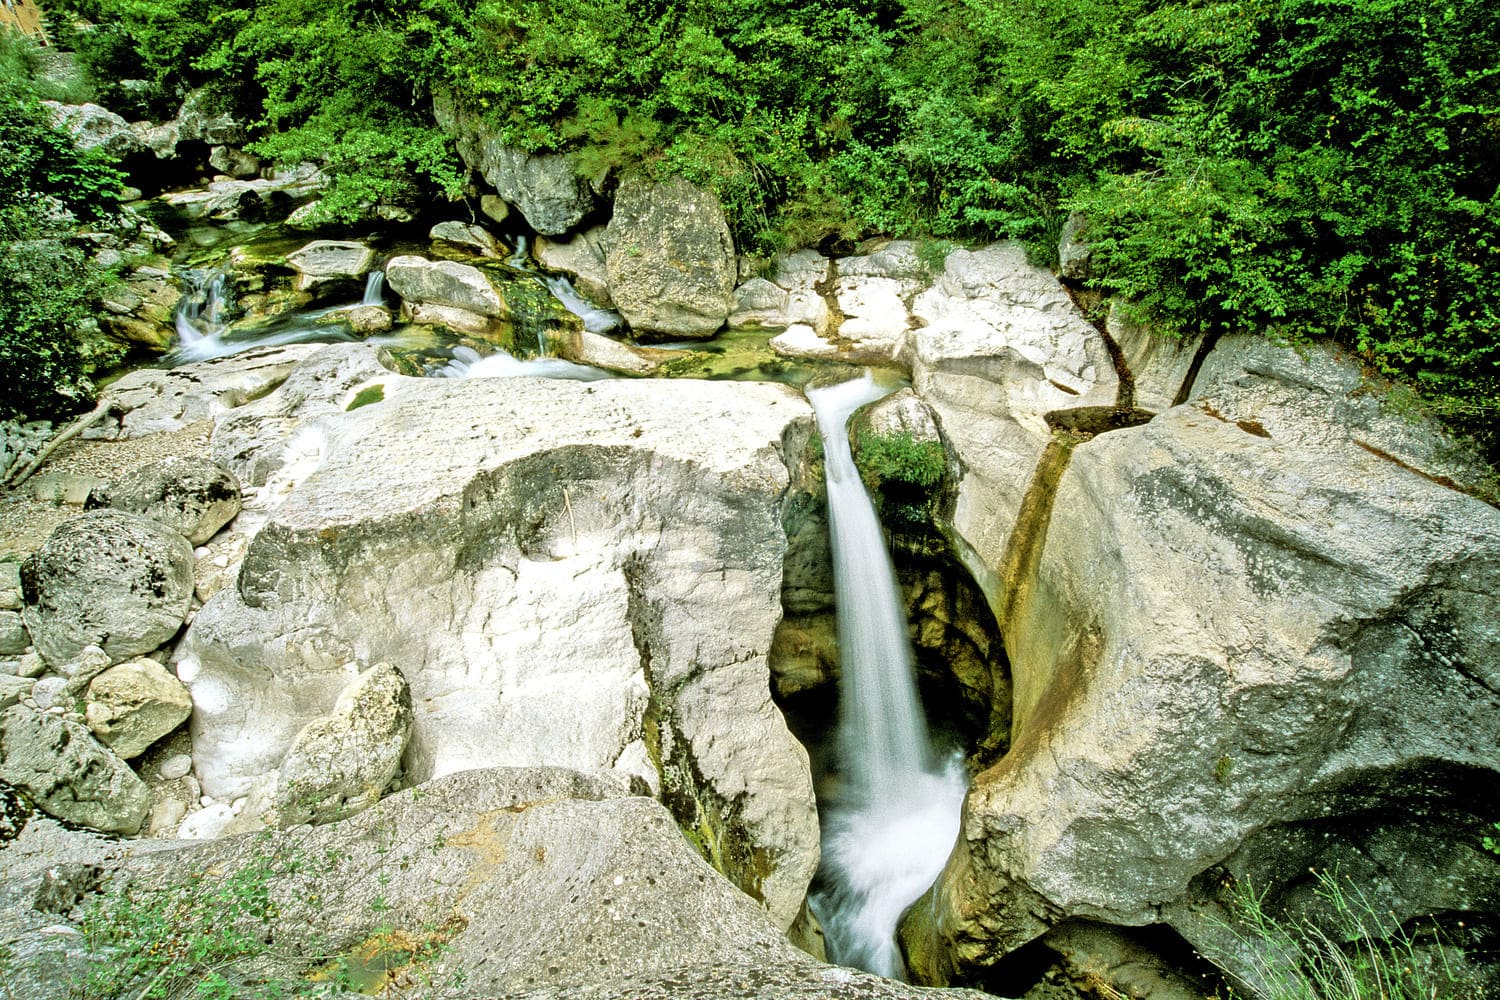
[2,399,112,490]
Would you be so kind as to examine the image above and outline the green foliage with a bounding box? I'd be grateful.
[49,0,227,116]
[0,26,92,103]
[855,429,948,531]
[0,96,124,420]
[0,95,122,219]
[345,383,385,411]
[33,0,1500,441]
[1484,823,1500,856]
[74,828,464,999]
[78,843,302,999]
[1219,868,1468,1000]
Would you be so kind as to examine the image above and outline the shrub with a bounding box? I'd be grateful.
[0,95,124,420]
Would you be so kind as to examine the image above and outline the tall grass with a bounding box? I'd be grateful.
[1221,869,1465,1000]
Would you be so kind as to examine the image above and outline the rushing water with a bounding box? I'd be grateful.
[361,270,386,306]
[805,373,968,980]
[430,345,613,381]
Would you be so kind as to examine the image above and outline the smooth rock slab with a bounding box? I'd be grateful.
[176,348,819,929]
[20,511,194,667]
[0,705,150,834]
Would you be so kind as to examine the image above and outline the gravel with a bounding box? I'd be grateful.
[0,422,213,557]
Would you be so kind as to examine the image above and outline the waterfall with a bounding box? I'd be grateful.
[541,274,622,335]
[361,270,385,306]
[805,372,967,981]
[172,269,231,358]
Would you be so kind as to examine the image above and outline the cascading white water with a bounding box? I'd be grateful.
[430,345,613,381]
[173,269,231,355]
[806,372,968,981]
[542,273,623,335]
[361,270,386,306]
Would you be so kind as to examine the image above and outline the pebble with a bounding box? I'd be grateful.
[158,753,193,780]
[178,802,235,840]
[148,798,188,837]
[30,676,67,710]
[17,653,45,678]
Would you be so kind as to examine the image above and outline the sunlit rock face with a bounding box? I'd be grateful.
[902,332,1500,988]
[174,344,819,929]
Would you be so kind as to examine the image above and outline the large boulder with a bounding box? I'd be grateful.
[173,88,247,145]
[271,662,413,826]
[384,254,505,318]
[284,240,375,293]
[601,175,736,339]
[0,706,151,834]
[83,657,193,759]
[85,455,242,545]
[901,336,1500,986]
[434,91,601,235]
[430,221,505,259]
[907,242,1118,608]
[20,511,195,666]
[160,166,323,222]
[536,226,613,306]
[174,345,819,929]
[0,767,990,999]
[42,102,148,159]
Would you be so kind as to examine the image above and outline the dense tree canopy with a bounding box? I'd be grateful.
[26,0,1500,443]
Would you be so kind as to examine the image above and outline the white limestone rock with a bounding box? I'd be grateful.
[385,254,506,317]
[84,657,192,759]
[908,241,1117,607]
[272,662,412,826]
[175,346,819,928]
[285,240,375,292]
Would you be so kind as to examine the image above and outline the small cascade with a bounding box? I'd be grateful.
[805,372,968,980]
[361,270,386,306]
[508,231,623,336]
[541,274,622,335]
[173,269,232,357]
[430,345,613,382]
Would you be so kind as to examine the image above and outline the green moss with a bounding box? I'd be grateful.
[346,384,385,410]
[853,430,948,532]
